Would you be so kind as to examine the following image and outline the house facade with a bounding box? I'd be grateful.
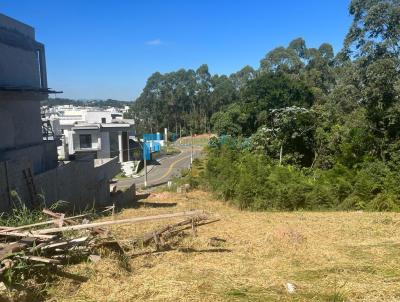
[68,122,134,162]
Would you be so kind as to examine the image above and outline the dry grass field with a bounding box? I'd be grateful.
[49,190,400,302]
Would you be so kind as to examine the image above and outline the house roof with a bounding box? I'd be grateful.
[72,124,100,131]
[72,123,132,131]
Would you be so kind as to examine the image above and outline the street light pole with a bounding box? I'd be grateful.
[144,153,147,188]
[190,130,194,165]
[143,143,148,188]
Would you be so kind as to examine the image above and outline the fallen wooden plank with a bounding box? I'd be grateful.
[17,255,61,264]
[0,238,37,261]
[134,217,220,247]
[57,213,65,228]
[138,216,208,244]
[42,209,87,226]
[41,237,89,251]
[44,209,106,234]
[35,210,204,234]
[0,231,56,240]
[0,214,87,234]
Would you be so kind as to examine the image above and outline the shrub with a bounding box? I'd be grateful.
[202,144,400,212]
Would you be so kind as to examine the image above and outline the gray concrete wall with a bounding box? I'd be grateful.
[0,96,43,150]
[0,158,31,212]
[0,156,120,212]
[0,141,58,175]
[36,157,119,210]
[0,14,35,38]
[0,14,45,88]
[0,13,51,176]
[97,132,111,158]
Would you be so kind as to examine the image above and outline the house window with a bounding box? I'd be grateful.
[101,118,106,123]
[79,134,92,149]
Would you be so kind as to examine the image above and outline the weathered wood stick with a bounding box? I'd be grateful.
[41,236,89,251]
[0,238,37,261]
[0,214,87,234]
[44,209,106,234]
[138,216,207,244]
[43,209,87,226]
[162,218,221,240]
[35,210,204,234]
[17,255,61,264]
[0,231,56,240]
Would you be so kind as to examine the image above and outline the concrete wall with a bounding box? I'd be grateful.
[85,111,112,124]
[0,156,120,211]
[0,96,43,151]
[0,14,34,38]
[0,140,58,175]
[98,132,111,158]
[0,14,53,176]
[0,93,57,175]
[0,13,45,88]
[0,157,31,212]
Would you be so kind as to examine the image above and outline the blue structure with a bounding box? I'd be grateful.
[143,143,151,160]
[143,133,163,141]
[142,133,164,160]
[170,133,178,142]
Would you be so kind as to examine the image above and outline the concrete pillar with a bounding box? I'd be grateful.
[36,42,48,89]
[118,131,123,162]
[126,132,130,161]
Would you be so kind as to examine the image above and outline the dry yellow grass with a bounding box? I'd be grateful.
[48,190,400,302]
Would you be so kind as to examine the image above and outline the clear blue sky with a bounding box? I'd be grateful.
[1,0,352,101]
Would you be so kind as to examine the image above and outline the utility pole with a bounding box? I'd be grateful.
[144,145,147,188]
[179,125,182,145]
[190,130,194,165]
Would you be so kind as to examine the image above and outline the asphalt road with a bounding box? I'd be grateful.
[117,146,202,190]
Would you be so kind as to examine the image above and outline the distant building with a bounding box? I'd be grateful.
[68,121,135,162]
[42,105,135,161]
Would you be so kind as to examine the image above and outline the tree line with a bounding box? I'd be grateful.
[125,64,256,135]
[43,98,132,109]
[129,0,400,211]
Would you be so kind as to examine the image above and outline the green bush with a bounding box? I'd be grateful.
[202,144,400,212]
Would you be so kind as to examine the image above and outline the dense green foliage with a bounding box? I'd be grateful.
[134,0,400,211]
[203,140,400,211]
[125,65,256,134]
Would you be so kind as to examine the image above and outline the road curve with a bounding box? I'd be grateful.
[117,146,202,190]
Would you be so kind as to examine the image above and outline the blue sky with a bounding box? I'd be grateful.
[1,0,352,101]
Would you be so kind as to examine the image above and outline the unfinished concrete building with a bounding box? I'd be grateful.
[0,13,58,174]
[0,14,121,211]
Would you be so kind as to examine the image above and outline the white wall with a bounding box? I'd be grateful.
[85,111,112,124]
[68,129,102,154]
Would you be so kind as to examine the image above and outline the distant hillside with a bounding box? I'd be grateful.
[42,98,132,109]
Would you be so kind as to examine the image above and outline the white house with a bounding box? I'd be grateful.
[68,122,135,162]
[42,106,134,161]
